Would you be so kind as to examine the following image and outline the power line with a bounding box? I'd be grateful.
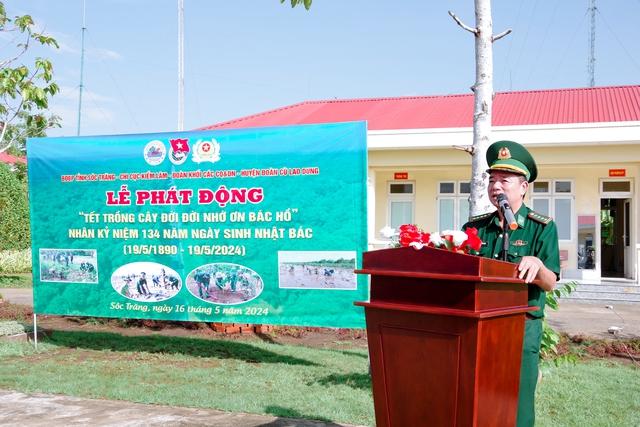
[597,8,640,76]
[77,0,86,136]
[85,29,141,133]
[525,0,561,89]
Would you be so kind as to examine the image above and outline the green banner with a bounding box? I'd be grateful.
[28,122,368,327]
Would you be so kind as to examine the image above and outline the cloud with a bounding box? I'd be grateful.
[87,48,123,61]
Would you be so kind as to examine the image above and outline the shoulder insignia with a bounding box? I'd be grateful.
[528,211,552,225]
[467,212,494,223]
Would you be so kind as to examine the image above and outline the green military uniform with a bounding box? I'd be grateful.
[462,140,560,427]
[463,205,560,317]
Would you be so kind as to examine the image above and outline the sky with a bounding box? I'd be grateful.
[4,0,640,138]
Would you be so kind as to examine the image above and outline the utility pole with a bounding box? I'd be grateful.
[178,0,184,131]
[588,0,596,87]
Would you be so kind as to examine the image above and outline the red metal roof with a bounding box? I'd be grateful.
[0,152,26,164]
[201,85,640,131]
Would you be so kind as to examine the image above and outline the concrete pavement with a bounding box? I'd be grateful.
[0,288,33,306]
[545,299,640,340]
[0,389,363,427]
[1,287,638,426]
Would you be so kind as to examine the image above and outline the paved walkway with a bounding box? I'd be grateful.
[1,287,638,426]
[0,389,362,427]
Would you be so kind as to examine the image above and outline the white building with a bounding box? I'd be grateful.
[203,85,640,283]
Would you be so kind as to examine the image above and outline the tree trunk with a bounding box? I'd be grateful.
[469,0,494,217]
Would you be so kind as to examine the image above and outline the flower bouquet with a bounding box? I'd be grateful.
[380,224,483,254]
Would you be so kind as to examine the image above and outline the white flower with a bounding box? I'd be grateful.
[441,230,468,246]
[380,226,397,239]
[409,241,425,250]
[429,233,445,247]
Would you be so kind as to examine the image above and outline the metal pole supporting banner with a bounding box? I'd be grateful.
[33,313,38,350]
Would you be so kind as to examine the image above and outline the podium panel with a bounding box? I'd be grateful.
[378,324,461,426]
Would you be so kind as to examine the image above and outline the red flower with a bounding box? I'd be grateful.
[393,224,483,253]
[419,231,431,244]
[398,224,429,247]
[463,227,483,252]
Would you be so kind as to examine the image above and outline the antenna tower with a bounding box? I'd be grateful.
[588,0,596,87]
[178,0,184,131]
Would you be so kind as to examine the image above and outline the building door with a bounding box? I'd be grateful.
[623,199,634,279]
[600,198,627,278]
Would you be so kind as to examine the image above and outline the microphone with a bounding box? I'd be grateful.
[496,194,518,231]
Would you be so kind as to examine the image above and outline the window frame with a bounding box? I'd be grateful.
[530,179,575,242]
[387,181,415,230]
[599,179,633,197]
[436,180,470,231]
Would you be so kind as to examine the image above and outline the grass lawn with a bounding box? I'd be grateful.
[0,328,639,426]
[0,274,33,289]
[0,330,374,426]
[536,360,640,427]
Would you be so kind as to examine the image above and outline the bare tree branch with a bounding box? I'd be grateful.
[448,11,477,35]
[453,145,475,155]
[492,29,512,42]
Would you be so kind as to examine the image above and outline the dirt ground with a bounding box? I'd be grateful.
[31,311,369,350]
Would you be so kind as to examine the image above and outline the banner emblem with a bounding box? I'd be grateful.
[169,138,190,165]
[143,140,166,166]
[193,138,221,164]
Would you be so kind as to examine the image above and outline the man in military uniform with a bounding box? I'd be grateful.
[193,271,214,300]
[463,140,560,427]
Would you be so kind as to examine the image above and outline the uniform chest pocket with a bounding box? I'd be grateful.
[507,242,531,263]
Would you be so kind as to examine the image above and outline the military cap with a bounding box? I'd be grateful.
[486,140,538,182]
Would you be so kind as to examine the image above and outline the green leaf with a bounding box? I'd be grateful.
[552,354,579,367]
[0,4,60,152]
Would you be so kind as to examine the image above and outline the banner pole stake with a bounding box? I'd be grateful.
[33,313,38,351]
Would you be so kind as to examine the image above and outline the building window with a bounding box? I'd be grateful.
[530,180,574,241]
[600,179,633,196]
[388,182,414,230]
[437,181,470,230]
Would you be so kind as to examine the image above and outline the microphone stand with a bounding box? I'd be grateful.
[501,214,510,262]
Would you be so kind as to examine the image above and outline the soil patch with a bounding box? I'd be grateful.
[21,307,369,350]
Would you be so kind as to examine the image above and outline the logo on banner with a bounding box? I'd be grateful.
[143,140,166,165]
[169,138,190,165]
[192,138,221,164]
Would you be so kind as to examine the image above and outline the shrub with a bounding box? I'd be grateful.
[0,162,30,250]
[0,320,28,336]
[0,249,32,274]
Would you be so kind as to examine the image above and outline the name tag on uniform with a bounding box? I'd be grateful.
[512,240,528,246]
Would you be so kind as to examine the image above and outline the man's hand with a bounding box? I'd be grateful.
[517,256,556,291]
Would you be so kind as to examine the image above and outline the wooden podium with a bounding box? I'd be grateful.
[355,246,533,427]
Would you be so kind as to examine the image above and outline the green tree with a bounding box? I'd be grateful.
[0,2,60,156]
[0,160,30,250]
[280,0,312,10]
